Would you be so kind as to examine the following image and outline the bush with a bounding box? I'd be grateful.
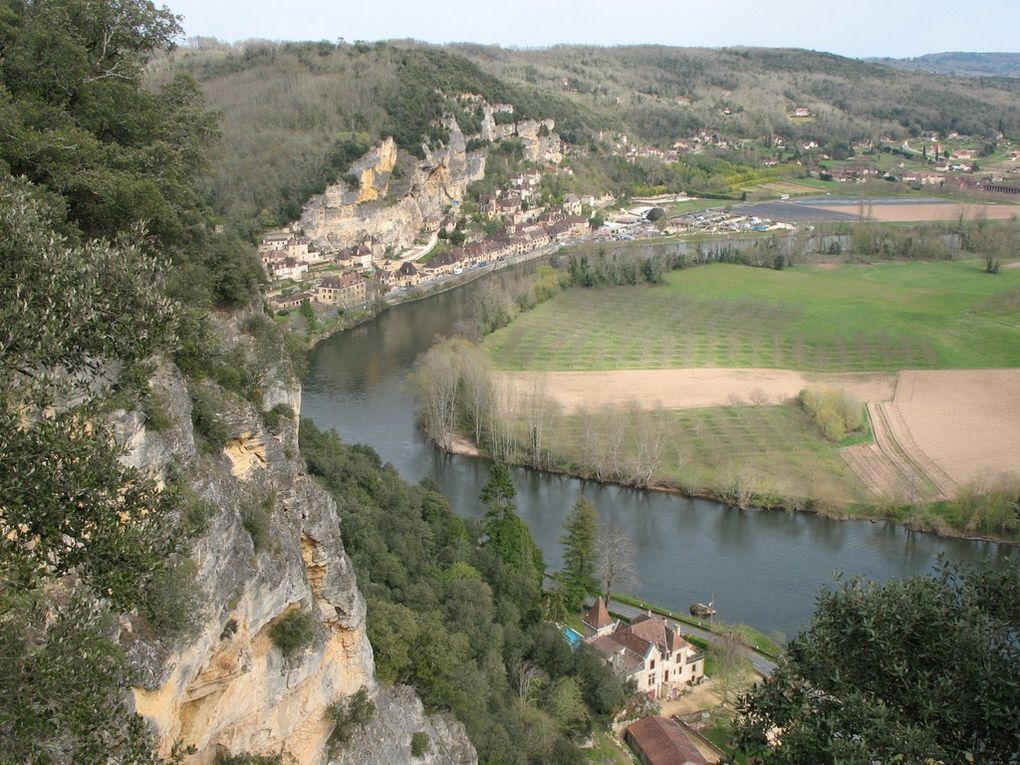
[800,386,864,442]
[262,403,295,431]
[241,496,274,552]
[269,608,315,658]
[410,731,430,757]
[327,687,376,755]
[190,386,231,453]
[140,558,201,638]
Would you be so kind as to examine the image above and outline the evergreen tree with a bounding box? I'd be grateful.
[480,464,546,613]
[559,497,600,610]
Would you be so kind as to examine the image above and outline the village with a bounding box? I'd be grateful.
[258,103,1020,328]
[259,165,608,319]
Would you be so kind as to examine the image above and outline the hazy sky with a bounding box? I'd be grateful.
[164,0,1019,59]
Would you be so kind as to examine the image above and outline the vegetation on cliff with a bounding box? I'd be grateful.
[0,1,269,761]
[300,421,627,765]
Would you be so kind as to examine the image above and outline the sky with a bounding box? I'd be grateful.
[164,0,1020,59]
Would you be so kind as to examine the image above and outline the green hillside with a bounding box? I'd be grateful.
[148,40,1020,229]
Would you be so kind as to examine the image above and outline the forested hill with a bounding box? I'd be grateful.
[870,51,1020,78]
[150,40,1020,229]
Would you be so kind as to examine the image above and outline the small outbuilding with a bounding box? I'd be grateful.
[625,716,709,765]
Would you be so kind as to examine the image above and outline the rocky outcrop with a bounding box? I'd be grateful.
[300,119,485,254]
[333,686,477,765]
[114,324,475,764]
[480,103,564,164]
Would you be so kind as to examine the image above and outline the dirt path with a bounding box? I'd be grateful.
[500,368,897,412]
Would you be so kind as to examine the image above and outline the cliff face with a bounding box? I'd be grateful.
[480,103,564,164]
[116,324,475,764]
[299,119,485,253]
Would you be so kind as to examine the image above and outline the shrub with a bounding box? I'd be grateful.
[140,557,201,638]
[262,403,295,431]
[269,608,315,658]
[176,482,217,538]
[143,389,175,432]
[411,731,430,757]
[327,687,376,756]
[190,386,231,453]
[241,496,274,552]
[800,386,864,442]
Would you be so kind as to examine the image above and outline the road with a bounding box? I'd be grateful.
[606,597,778,677]
[395,230,439,265]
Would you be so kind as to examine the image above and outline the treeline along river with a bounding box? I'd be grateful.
[303,256,1011,639]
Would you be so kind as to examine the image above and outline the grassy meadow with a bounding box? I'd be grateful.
[484,260,1020,372]
[536,403,871,508]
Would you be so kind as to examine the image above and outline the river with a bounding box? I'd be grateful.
[303,262,1012,639]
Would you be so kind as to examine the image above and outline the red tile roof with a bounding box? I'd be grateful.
[584,598,613,630]
[625,717,709,765]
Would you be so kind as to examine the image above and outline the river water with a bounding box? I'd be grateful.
[303,264,1012,639]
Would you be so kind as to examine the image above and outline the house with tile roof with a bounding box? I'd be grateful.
[625,716,709,765]
[581,599,705,699]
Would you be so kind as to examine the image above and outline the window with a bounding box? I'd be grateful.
[650,659,655,669]
[648,674,655,687]
[664,669,669,681]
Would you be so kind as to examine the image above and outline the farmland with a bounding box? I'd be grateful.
[537,403,873,507]
[484,260,1020,373]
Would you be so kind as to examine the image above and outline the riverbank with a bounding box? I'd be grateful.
[437,430,1019,545]
[292,241,564,349]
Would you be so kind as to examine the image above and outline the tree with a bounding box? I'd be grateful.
[480,464,546,606]
[596,526,638,599]
[559,498,600,610]
[735,558,1020,764]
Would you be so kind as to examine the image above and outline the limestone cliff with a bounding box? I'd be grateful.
[300,119,485,254]
[479,103,564,164]
[115,320,475,764]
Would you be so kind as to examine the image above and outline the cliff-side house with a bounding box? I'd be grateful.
[581,599,705,700]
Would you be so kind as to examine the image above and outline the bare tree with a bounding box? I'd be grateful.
[521,376,557,469]
[596,525,639,599]
[510,660,546,701]
[603,405,629,481]
[486,380,519,462]
[411,341,462,450]
[631,404,668,488]
[460,348,493,446]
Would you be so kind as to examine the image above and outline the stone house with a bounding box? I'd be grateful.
[268,257,308,282]
[391,260,422,287]
[316,272,366,307]
[269,290,316,311]
[582,599,705,700]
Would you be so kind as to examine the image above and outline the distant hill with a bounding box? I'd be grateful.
[148,41,1020,226]
[869,52,1020,78]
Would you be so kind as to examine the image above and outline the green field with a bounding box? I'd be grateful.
[485,261,1020,372]
[539,404,871,506]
